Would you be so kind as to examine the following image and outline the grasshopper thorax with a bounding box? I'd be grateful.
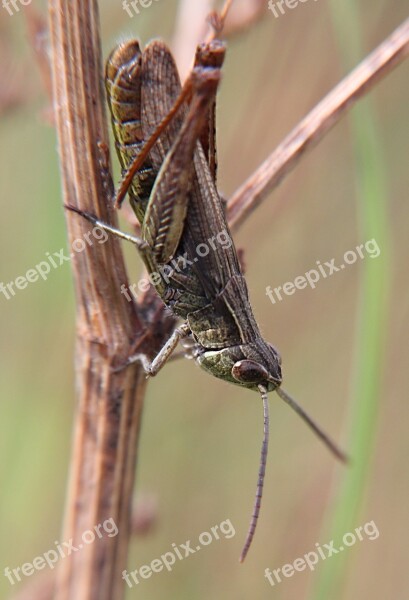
[197,339,282,392]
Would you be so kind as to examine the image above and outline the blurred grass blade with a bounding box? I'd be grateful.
[310,2,391,599]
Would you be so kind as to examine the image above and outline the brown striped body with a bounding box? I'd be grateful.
[105,39,282,392]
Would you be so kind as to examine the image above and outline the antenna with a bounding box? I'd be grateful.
[239,384,269,562]
[276,387,348,463]
[239,385,348,562]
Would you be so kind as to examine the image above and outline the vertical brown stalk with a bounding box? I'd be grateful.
[48,1,150,598]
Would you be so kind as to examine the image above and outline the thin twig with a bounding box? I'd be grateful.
[227,17,409,231]
[172,0,262,81]
[222,0,266,37]
[172,0,213,81]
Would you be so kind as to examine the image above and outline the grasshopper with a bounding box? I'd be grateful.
[67,32,347,562]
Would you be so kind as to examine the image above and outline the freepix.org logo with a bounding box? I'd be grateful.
[122,0,161,18]
[123,518,235,587]
[2,0,32,16]
[264,520,379,586]
[4,518,118,586]
[120,228,232,301]
[265,238,381,304]
[267,0,319,19]
[0,225,109,301]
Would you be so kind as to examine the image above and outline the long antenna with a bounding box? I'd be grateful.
[276,387,348,463]
[239,384,269,562]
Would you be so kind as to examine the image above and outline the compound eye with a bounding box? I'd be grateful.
[231,360,269,384]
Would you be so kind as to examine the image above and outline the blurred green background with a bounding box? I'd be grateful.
[1,1,408,599]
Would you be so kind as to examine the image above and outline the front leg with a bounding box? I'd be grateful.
[114,321,191,375]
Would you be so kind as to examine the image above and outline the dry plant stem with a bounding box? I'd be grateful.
[205,0,266,41]
[222,0,266,37]
[227,17,409,231]
[48,1,150,599]
[172,0,213,81]
[173,0,237,81]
